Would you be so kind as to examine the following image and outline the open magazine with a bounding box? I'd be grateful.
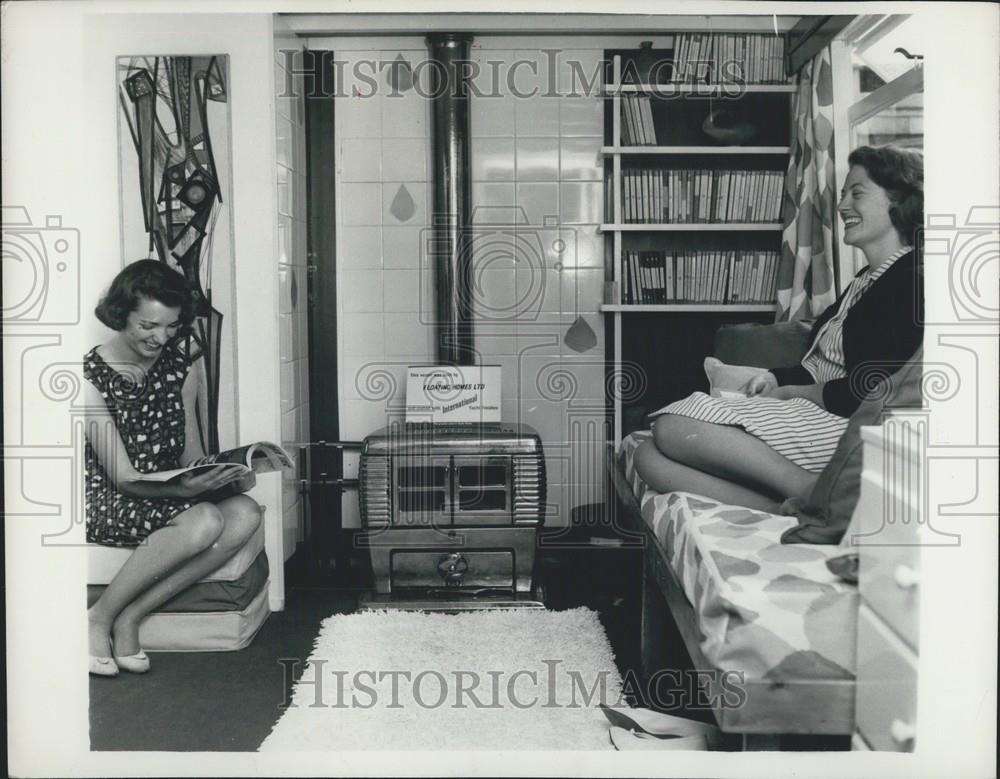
[133,441,295,484]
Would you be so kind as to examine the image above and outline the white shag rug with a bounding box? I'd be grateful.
[260,607,624,751]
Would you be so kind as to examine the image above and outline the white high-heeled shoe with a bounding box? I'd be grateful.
[609,727,709,751]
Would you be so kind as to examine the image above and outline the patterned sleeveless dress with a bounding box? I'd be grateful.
[84,345,196,547]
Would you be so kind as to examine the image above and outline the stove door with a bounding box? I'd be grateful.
[394,455,452,527]
[451,455,512,526]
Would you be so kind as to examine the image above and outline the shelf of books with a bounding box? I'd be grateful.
[601,146,790,155]
[614,248,780,306]
[604,39,792,444]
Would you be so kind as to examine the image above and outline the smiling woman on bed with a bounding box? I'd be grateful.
[633,145,924,512]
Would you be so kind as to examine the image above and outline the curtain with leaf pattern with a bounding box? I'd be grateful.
[775,45,838,322]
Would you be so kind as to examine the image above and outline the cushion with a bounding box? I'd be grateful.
[780,347,924,544]
[703,357,767,398]
[713,320,813,369]
[87,551,269,613]
[132,582,270,652]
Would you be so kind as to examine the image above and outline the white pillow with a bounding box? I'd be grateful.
[703,357,769,399]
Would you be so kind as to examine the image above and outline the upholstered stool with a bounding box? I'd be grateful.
[87,511,271,651]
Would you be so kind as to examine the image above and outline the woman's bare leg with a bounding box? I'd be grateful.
[652,414,819,500]
[88,502,225,658]
[633,440,780,512]
[109,495,261,655]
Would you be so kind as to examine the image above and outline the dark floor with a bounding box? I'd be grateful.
[89,529,647,752]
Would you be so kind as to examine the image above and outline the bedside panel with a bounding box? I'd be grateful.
[855,604,918,752]
[851,427,922,650]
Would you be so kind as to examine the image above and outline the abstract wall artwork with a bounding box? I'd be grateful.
[117,55,233,452]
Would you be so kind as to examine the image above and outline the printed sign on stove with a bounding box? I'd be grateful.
[404,365,501,424]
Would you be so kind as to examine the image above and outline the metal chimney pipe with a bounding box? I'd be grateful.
[426,33,475,365]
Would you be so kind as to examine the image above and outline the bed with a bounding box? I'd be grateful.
[611,322,860,747]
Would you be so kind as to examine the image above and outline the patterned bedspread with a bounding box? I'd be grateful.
[621,431,858,682]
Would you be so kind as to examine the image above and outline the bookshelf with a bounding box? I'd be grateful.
[603,39,794,444]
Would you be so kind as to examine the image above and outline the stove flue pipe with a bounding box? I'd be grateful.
[426,33,475,365]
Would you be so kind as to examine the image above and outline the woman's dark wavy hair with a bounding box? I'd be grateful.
[95,259,196,331]
[847,145,924,246]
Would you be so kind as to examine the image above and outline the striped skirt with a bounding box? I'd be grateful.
[651,392,848,473]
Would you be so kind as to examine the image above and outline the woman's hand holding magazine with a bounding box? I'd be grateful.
[175,464,250,499]
[127,442,292,499]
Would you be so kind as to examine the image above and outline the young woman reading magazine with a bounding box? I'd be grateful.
[85,260,262,676]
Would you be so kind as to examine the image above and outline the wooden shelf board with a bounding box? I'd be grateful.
[602,304,777,313]
[601,145,790,155]
[601,223,783,232]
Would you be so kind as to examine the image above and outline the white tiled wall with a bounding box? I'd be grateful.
[334,39,607,527]
[274,39,309,554]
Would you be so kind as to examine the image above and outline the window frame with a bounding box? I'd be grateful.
[831,14,924,287]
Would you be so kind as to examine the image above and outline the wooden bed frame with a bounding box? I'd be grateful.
[607,444,855,750]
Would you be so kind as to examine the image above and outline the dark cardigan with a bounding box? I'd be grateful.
[770,250,923,418]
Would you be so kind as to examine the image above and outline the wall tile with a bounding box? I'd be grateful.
[471,137,515,182]
[471,92,515,137]
[515,313,564,354]
[515,96,560,137]
[515,182,559,226]
[560,181,603,224]
[279,312,295,363]
[342,183,382,226]
[342,138,381,182]
[472,183,516,218]
[276,164,292,218]
[278,264,305,315]
[382,224,425,269]
[340,226,383,269]
[559,136,602,181]
[559,96,604,137]
[563,223,604,270]
[560,267,604,317]
[339,93,381,139]
[281,408,298,445]
[341,269,383,313]
[383,269,423,312]
[516,265,561,316]
[276,114,293,168]
[515,137,559,182]
[381,93,429,138]
[382,182,427,226]
[298,363,310,411]
[341,313,385,357]
[340,398,395,441]
[472,266,518,323]
[472,324,520,360]
[382,312,434,357]
[517,396,566,446]
[280,360,295,413]
[294,312,309,359]
[276,214,292,265]
[557,50,604,95]
[382,138,428,182]
[559,313,605,358]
